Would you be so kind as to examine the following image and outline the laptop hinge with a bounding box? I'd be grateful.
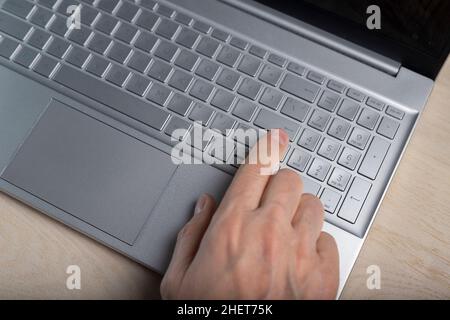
[221,0,401,76]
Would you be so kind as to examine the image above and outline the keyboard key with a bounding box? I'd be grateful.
[86,55,109,77]
[267,53,286,67]
[347,88,365,102]
[140,0,157,11]
[168,69,194,92]
[33,54,58,77]
[46,37,70,58]
[348,127,370,150]
[114,23,138,44]
[146,82,171,106]
[211,28,229,42]
[233,99,257,122]
[237,78,262,100]
[2,0,35,19]
[237,54,261,77]
[320,188,341,213]
[175,28,199,49]
[216,68,240,90]
[307,71,326,84]
[127,50,151,73]
[338,147,361,171]
[56,0,78,15]
[196,37,220,58]
[298,128,320,152]
[280,73,320,103]
[338,178,371,223]
[307,158,331,182]
[134,32,158,53]
[308,109,331,132]
[175,12,193,26]
[80,5,99,26]
[68,26,92,46]
[193,21,211,34]
[0,11,32,40]
[154,40,178,62]
[366,97,385,111]
[259,64,283,86]
[116,1,139,22]
[156,4,174,18]
[156,18,179,40]
[37,0,57,9]
[87,33,112,54]
[189,79,214,101]
[287,62,305,76]
[13,46,38,68]
[195,59,219,81]
[30,7,54,28]
[210,113,236,136]
[357,108,380,130]
[328,118,351,141]
[165,116,191,140]
[95,14,119,35]
[97,0,119,14]
[189,103,214,125]
[287,149,311,172]
[66,46,90,68]
[105,64,130,87]
[229,36,248,50]
[242,45,261,58]
[337,99,360,121]
[168,93,193,116]
[301,177,321,196]
[317,90,340,112]
[386,105,405,120]
[135,10,159,31]
[0,36,19,59]
[208,136,235,162]
[377,117,399,140]
[260,87,283,110]
[54,65,170,131]
[107,41,132,64]
[126,73,151,96]
[254,110,300,141]
[174,49,199,71]
[211,89,235,112]
[328,168,351,191]
[327,79,346,93]
[147,59,172,82]
[318,138,341,161]
[28,29,51,50]
[280,97,310,122]
[216,45,240,67]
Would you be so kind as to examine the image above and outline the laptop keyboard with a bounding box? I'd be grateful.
[0,0,407,237]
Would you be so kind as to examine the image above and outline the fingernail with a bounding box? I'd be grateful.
[278,129,289,146]
[195,194,207,214]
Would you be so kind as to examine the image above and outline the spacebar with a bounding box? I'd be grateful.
[53,65,170,131]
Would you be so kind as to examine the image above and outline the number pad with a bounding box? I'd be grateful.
[318,138,341,161]
[338,147,361,171]
[328,168,351,191]
[320,188,341,213]
[298,129,321,152]
[287,149,311,172]
[328,118,351,141]
[348,127,370,150]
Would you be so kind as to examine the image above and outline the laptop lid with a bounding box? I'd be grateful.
[251,0,450,79]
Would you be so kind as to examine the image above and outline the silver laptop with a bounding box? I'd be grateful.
[0,0,448,296]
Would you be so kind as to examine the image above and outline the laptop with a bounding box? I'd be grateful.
[0,0,448,296]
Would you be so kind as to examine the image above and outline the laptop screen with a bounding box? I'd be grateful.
[253,0,450,79]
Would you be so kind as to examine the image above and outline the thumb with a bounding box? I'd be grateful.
[163,194,216,287]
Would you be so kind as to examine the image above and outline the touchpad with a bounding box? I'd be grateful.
[1,99,177,245]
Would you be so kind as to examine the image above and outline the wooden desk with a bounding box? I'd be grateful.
[1,60,449,300]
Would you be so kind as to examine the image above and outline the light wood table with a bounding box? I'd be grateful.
[1,59,449,300]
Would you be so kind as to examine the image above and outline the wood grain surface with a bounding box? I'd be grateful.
[0,59,449,300]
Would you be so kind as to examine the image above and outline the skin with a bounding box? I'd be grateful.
[161,129,339,299]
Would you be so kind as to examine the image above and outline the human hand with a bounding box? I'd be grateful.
[161,130,339,299]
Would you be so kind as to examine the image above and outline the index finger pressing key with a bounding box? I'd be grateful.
[219,129,290,211]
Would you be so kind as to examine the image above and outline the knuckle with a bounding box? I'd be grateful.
[278,168,303,190]
[302,194,324,213]
[265,201,288,219]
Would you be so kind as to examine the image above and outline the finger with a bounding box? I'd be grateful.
[259,168,303,221]
[317,232,339,298]
[219,129,289,212]
[292,194,324,248]
[165,194,216,281]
